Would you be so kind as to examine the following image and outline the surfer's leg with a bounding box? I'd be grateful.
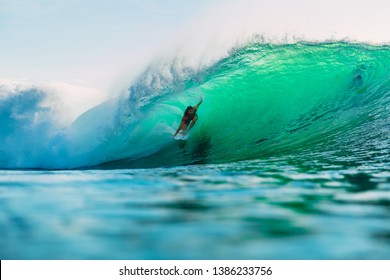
[180,123,188,133]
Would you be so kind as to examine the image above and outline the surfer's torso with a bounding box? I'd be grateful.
[182,113,197,126]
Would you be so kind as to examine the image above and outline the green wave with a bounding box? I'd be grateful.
[96,42,390,168]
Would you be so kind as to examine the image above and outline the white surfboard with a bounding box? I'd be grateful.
[174,130,189,141]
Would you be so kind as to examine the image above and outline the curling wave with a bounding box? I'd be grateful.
[1,42,390,169]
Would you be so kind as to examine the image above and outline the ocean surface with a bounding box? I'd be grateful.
[1,42,390,259]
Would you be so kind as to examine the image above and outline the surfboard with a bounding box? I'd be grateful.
[174,130,189,141]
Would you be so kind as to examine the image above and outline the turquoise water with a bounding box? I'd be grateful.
[1,159,390,259]
[1,42,390,259]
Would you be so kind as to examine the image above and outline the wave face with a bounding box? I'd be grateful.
[100,42,390,169]
[2,42,390,169]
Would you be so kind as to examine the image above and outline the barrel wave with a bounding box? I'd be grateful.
[99,42,390,169]
[1,42,390,169]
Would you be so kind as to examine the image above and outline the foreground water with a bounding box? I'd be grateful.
[1,155,390,259]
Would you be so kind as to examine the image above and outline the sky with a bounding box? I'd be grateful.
[0,0,389,92]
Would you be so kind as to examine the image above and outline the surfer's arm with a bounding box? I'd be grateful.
[194,98,203,110]
[189,115,198,129]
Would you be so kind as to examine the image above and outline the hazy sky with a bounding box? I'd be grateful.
[0,0,388,90]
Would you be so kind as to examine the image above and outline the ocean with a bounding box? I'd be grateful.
[1,42,390,259]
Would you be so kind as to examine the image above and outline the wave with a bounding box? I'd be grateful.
[1,41,390,169]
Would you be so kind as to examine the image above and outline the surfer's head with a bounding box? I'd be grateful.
[185,106,195,116]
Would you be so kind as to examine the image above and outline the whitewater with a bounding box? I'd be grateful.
[1,21,390,259]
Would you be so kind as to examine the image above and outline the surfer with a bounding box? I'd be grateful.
[174,98,203,138]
